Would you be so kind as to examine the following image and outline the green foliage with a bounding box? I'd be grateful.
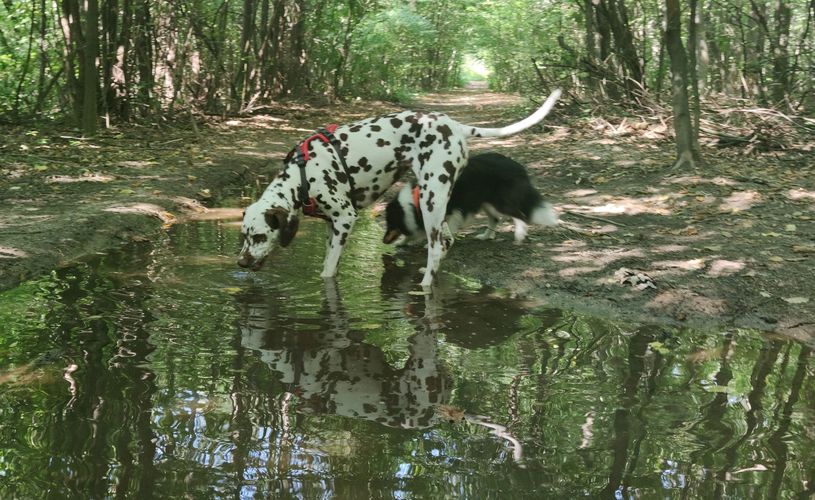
[0,0,813,123]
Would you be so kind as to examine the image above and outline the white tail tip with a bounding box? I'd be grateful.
[531,202,558,226]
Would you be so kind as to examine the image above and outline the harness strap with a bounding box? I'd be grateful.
[287,124,357,219]
[411,186,422,223]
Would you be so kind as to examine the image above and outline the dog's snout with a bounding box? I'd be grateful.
[237,253,252,268]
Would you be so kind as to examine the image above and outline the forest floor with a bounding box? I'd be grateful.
[1,91,813,344]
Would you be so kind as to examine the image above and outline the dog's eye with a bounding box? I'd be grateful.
[252,234,267,244]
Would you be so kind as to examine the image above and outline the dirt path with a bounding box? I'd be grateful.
[1,92,813,344]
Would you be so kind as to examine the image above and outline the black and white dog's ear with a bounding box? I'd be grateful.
[265,208,299,247]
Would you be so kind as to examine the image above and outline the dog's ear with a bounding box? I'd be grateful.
[280,214,299,247]
[265,208,299,247]
[383,229,402,244]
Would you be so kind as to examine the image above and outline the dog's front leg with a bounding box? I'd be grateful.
[420,216,454,288]
[321,215,357,279]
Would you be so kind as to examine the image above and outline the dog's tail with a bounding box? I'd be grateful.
[530,201,558,226]
[464,89,561,138]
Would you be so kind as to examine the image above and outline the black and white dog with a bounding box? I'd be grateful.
[383,152,557,245]
[237,90,561,287]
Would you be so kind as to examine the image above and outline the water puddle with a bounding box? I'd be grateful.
[1,217,813,498]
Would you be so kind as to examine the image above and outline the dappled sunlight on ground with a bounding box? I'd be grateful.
[45,174,115,184]
[786,188,815,202]
[650,244,690,253]
[0,246,28,258]
[651,258,707,271]
[558,266,605,277]
[564,189,598,197]
[551,247,645,265]
[646,290,728,316]
[706,259,746,277]
[662,175,739,187]
[116,160,158,169]
[719,190,762,212]
[562,190,688,216]
[417,91,522,109]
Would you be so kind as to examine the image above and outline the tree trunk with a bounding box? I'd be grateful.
[334,0,358,99]
[133,0,154,111]
[655,28,667,99]
[114,0,132,119]
[154,2,178,109]
[665,0,702,169]
[101,0,117,122]
[59,0,83,124]
[81,0,99,135]
[12,0,36,119]
[283,0,307,97]
[583,0,598,92]
[264,0,286,98]
[747,0,768,103]
[252,0,270,101]
[695,0,711,95]
[597,0,645,97]
[688,0,701,134]
[236,0,256,107]
[36,0,47,106]
[770,0,791,104]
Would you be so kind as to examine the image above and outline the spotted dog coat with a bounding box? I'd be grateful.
[238,89,561,287]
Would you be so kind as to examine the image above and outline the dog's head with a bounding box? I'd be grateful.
[383,185,421,244]
[237,202,300,270]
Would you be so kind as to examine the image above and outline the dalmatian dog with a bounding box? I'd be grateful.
[237,89,561,287]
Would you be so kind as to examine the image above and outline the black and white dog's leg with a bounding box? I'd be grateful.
[476,204,502,240]
[512,218,529,244]
[321,213,357,279]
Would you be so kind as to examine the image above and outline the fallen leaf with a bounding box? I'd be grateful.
[783,297,809,304]
[436,404,465,422]
[784,224,797,232]
[767,256,785,262]
[792,245,815,253]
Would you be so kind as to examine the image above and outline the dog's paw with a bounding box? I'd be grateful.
[475,230,496,241]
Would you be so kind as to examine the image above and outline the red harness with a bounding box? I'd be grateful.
[299,123,338,161]
[285,124,340,219]
[411,186,422,222]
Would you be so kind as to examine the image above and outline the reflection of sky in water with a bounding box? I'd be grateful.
[0,219,813,498]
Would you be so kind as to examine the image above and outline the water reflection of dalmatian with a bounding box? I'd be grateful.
[238,281,451,429]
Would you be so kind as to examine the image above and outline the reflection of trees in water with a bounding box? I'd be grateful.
[1,246,813,498]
